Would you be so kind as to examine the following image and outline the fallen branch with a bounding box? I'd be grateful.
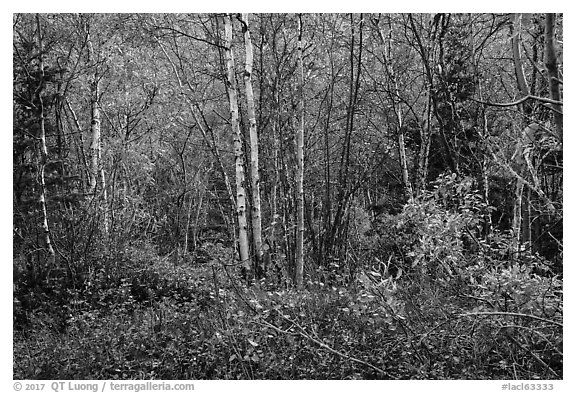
[257,314,390,378]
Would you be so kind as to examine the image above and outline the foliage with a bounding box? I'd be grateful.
[13,13,562,380]
[14,197,562,378]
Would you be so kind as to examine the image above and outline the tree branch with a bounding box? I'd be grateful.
[471,94,563,108]
[258,315,390,377]
[459,311,562,328]
[153,25,227,51]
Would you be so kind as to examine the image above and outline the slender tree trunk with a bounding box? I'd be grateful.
[270,79,281,262]
[522,189,532,248]
[481,153,493,237]
[240,13,264,274]
[397,124,412,199]
[295,14,305,288]
[224,14,250,267]
[544,13,562,143]
[86,23,100,194]
[35,14,56,266]
[85,18,109,237]
[511,14,530,97]
[510,14,531,253]
[417,93,432,194]
[99,149,109,236]
[479,91,493,238]
[182,191,194,258]
[192,184,206,253]
[65,99,90,192]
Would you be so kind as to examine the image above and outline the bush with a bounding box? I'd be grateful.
[351,173,563,378]
[13,174,562,379]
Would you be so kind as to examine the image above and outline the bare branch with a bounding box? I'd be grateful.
[153,24,227,51]
[471,95,563,108]
[258,315,390,377]
[459,311,562,328]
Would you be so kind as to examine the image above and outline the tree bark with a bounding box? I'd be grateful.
[417,93,432,194]
[544,13,562,143]
[224,14,250,267]
[295,14,305,288]
[510,14,531,253]
[65,98,90,192]
[240,13,264,274]
[511,14,530,97]
[85,17,109,237]
[35,14,56,266]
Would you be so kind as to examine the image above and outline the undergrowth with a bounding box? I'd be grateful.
[13,176,562,379]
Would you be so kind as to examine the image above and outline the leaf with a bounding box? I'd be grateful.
[247,338,259,347]
[229,354,237,362]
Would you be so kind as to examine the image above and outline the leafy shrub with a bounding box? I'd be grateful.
[351,173,563,378]
[13,174,562,379]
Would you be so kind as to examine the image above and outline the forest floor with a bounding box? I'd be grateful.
[13,244,562,380]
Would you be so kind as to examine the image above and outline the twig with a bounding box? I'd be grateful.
[500,324,563,357]
[153,25,227,51]
[259,313,391,377]
[458,311,562,328]
[504,329,559,378]
[211,266,253,379]
[482,140,557,211]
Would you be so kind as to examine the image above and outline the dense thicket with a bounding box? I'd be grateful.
[13,13,562,379]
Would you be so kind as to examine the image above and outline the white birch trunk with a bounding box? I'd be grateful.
[241,13,264,272]
[295,14,305,288]
[85,19,109,237]
[224,14,250,266]
[36,15,56,265]
[510,14,530,253]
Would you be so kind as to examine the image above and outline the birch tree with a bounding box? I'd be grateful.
[84,16,109,236]
[240,13,264,274]
[35,14,56,265]
[510,14,532,252]
[295,14,305,288]
[224,14,250,267]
